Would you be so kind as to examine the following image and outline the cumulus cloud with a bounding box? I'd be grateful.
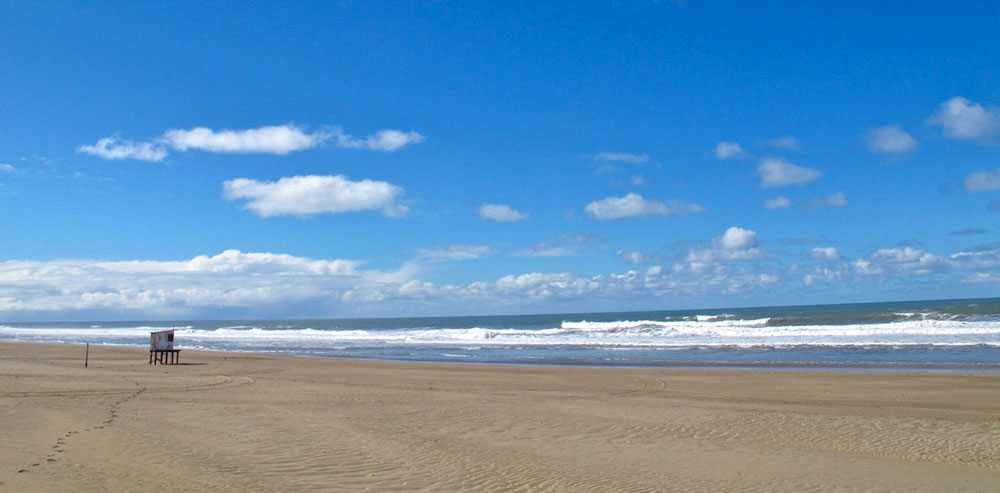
[763,196,792,209]
[223,175,407,218]
[78,124,423,161]
[163,125,327,154]
[714,142,744,159]
[855,247,947,276]
[927,97,999,141]
[77,137,169,162]
[595,152,650,163]
[811,247,841,261]
[678,227,766,274]
[757,158,821,187]
[479,204,527,222]
[585,193,704,220]
[964,168,1000,193]
[765,136,800,150]
[719,227,758,250]
[4,239,1000,319]
[333,128,425,152]
[0,250,365,316]
[865,125,918,154]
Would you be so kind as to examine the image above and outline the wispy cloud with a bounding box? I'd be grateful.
[927,97,999,141]
[765,193,846,210]
[764,135,800,150]
[78,124,423,161]
[763,196,792,209]
[948,227,987,236]
[77,137,170,162]
[964,168,1000,193]
[223,175,407,218]
[595,152,650,163]
[479,204,527,222]
[416,244,491,261]
[585,193,704,220]
[865,125,917,154]
[517,234,600,257]
[714,141,744,159]
[757,158,821,187]
[0,164,15,172]
[333,128,425,152]
[805,192,847,209]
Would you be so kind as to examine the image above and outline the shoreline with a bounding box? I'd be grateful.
[5,339,1000,374]
[3,341,999,491]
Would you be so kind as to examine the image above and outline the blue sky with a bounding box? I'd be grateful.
[1,1,998,320]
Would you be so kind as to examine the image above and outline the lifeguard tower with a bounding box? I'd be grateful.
[149,329,181,364]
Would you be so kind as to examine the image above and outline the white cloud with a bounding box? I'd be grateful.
[719,227,758,250]
[765,193,847,210]
[0,164,14,172]
[416,244,491,261]
[811,247,841,261]
[806,192,847,208]
[757,158,821,187]
[763,196,792,209]
[616,250,648,265]
[595,152,649,163]
[964,168,1000,193]
[77,137,168,162]
[714,141,744,159]
[679,227,766,273]
[163,125,328,154]
[334,128,425,152]
[479,204,527,222]
[0,250,367,316]
[865,125,918,154]
[4,240,999,319]
[79,124,423,161]
[585,193,704,220]
[852,247,948,277]
[927,97,999,141]
[765,136,800,149]
[517,235,600,258]
[223,175,407,218]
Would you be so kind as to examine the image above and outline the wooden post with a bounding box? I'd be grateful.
[85,343,89,368]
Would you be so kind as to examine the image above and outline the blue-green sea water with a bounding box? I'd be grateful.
[3,297,1000,370]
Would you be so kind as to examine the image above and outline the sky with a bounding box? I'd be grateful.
[1,1,999,321]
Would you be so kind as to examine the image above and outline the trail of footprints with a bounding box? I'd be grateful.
[15,379,146,476]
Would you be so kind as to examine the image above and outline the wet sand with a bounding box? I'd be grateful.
[1,341,998,491]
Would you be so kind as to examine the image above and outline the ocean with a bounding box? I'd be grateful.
[3,297,1000,370]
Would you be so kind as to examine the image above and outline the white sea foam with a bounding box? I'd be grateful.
[2,317,1000,350]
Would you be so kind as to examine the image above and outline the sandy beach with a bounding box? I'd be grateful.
[1,341,998,492]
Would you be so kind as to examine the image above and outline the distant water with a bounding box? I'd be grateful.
[3,298,1000,370]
